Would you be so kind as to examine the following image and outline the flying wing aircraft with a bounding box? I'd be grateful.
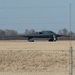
[19,31,65,42]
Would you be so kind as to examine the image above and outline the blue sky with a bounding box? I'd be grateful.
[0,0,75,33]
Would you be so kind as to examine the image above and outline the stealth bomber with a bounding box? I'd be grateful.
[20,31,65,42]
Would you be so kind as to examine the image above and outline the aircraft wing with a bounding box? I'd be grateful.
[56,34,70,37]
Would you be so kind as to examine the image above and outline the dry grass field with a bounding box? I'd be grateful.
[0,40,75,75]
[0,40,75,50]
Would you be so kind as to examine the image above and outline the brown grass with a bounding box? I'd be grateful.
[0,40,75,50]
[0,40,75,75]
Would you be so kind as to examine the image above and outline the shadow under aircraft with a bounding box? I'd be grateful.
[19,31,68,42]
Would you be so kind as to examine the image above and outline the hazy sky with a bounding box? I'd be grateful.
[0,0,75,33]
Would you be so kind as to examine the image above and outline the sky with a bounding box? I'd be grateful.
[0,0,75,33]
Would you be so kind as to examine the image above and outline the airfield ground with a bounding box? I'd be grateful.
[0,40,75,50]
[0,40,75,75]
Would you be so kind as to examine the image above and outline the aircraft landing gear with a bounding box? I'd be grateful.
[48,35,57,42]
[28,39,34,42]
[28,37,34,42]
[48,38,54,41]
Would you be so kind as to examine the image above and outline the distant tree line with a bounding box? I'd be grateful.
[0,29,36,36]
[58,28,75,40]
[0,29,18,40]
[0,29,18,36]
[0,28,75,40]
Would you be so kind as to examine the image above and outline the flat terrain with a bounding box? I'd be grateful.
[0,40,75,75]
[0,40,75,50]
